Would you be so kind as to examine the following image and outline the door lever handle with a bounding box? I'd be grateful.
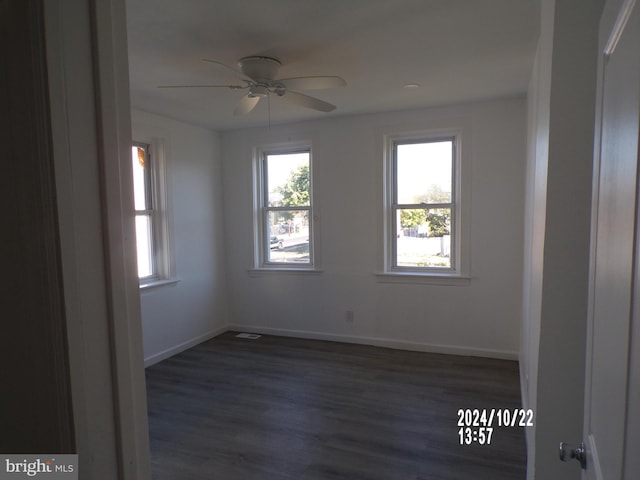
[559,441,587,469]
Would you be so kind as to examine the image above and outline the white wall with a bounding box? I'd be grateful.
[222,98,526,359]
[131,109,228,365]
[521,1,603,478]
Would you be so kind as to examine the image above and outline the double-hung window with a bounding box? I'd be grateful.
[387,135,460,274]
[131,142,169,284]
[255,147,313,267]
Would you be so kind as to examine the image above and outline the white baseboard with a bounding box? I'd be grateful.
[144,325,519,367]
[227,324,518,360]
[144,326,227,367]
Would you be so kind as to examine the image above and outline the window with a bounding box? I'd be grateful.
[131,142,170,284]
[255,147,314,268]
[386,135,460,274]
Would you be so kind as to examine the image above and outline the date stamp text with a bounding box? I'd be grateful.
[457,408,534,445]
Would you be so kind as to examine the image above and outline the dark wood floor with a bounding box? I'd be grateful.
[145,332,526,480]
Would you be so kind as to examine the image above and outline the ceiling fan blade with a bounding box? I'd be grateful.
[280,90,336,112]
[202,59,253,83]
[157,84,245,89]
[277,76,346,90]
[234,94,260,115]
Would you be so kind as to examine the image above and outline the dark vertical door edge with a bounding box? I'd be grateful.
[0,0,75,453]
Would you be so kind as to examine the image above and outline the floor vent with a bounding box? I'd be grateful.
[236,333,262,339]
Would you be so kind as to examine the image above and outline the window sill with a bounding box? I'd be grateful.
[139,278,180,290]
[375,272,471,286]
[248,268,324,278]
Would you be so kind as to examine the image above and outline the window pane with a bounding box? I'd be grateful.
[266,209,310,263]
[396,208,451,268]
[396,141,452,204]
[266,152,310,207]
[135,214,154,277]
[131,146,148,210]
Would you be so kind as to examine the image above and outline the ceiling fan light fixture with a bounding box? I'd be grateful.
[249,85,269,98]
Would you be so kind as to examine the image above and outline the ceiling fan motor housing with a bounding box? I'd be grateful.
[238,56,281,84]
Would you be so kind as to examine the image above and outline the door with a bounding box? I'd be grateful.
[583,0,640,478]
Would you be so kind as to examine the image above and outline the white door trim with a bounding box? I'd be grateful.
[45,0,152,478]
[90,0,152,478]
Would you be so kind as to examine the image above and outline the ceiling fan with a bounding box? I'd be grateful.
[158,56,346,115]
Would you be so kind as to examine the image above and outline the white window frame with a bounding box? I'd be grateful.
[132,140,173,287]
[382,129,468,281]
[253,143,316,270]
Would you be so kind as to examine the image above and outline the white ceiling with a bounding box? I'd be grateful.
[126,0,540,131]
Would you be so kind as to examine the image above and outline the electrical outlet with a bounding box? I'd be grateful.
[346,310,355,322]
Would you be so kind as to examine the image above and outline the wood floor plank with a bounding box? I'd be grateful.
[146,332,526,479]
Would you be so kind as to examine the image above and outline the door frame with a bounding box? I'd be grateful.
[44,0,152,478]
